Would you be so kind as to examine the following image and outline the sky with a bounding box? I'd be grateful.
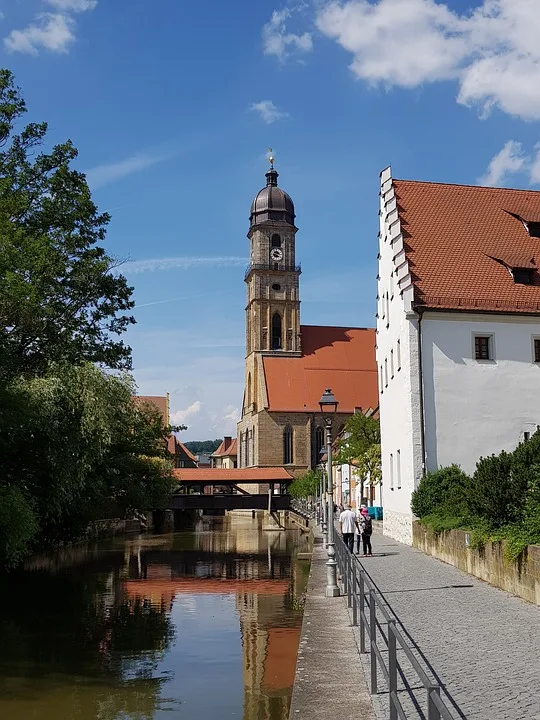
[4,0,540,439]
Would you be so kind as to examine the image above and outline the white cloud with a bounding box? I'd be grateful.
[46,0,97,11]
[478,140,527,186]
[315,0,540,121]
[250,100,289,124]
[85,152,170,189]
[4,12,74,54]
[123,256,246,274]
[263,7,313,61]
[222,405,240,423]
[529,144,540,185]
[170,401,202,425]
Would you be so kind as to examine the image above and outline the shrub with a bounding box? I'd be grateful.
[411,465,470,518]
[468,451,523,527]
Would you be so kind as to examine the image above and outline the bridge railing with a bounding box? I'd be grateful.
[334,532,456,720]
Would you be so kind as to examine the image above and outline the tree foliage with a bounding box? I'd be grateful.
[183,439,222,455]
[353,444,382,486]
[0,69,134,379]
[334,413,380,466]
[411,464,470,519]
[288,470,322,499]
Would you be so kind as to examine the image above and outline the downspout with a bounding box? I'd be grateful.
[417,309,427,475]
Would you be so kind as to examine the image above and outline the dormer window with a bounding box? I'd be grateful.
[528,222,540,238]
[512,268,533,285]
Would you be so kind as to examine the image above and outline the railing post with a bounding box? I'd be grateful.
[347,550,352,608]
[388,619,398,720]
[343,545,349,597]
[359,573,366,653]
[351,559,357,626]
[369,589,377,694]
[427,685,442,720]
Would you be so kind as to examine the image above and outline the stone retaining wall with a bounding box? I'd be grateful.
[413,522,540,605]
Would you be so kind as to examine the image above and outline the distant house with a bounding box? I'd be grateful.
[167,435,198,469]
[196,453,212,468]
[211,437,238,469]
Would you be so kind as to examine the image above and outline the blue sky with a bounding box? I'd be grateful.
[4,0,540,438]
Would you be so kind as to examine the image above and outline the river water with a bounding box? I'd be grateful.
[0,515,311,720]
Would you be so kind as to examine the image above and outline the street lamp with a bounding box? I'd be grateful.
[319,446,327,544]
[318,388,340,597]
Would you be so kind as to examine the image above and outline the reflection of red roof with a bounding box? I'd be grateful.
[125,578,290,596]
[394,180,540,313]
[262,326,377,413]
[262,627,302,691]
[133,395,169,424]
[173,467,293,483]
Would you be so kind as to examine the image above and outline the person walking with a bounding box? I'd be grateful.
[355,505,367,554]
[359,507,373,556]
[339,504,358,553]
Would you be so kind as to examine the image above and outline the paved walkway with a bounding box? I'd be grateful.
[289,533,375,720]
[356,534,540,720]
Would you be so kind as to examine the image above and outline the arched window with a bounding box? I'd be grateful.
[247,372,252,409]
[271,234,281,248]
[315,426,325,455]
[283,425,293,465]
[271,313,282,350]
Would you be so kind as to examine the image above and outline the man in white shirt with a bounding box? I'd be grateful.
[339,504,358,553]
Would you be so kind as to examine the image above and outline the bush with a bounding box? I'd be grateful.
[468,451,523,527]
[0,485,39,568]
[411,465,470,518]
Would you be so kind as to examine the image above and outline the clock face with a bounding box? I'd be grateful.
[270,248,283,262]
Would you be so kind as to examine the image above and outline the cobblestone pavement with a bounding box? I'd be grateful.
[353,535,540,720]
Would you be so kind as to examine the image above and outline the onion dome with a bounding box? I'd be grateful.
[250,162,295,227]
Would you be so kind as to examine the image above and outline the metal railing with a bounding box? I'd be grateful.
[334,533,455,720]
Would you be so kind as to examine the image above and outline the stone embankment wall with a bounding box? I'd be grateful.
[413,522,540,605]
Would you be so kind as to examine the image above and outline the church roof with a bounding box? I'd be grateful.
[262,325,377,413]
[250,166,295,227]
[393,179,540,313]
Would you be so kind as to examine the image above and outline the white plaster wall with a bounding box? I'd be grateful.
[422,312,540,474]
[377,168,424,545]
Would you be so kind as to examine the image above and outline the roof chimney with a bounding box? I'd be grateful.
[223,436,232,451]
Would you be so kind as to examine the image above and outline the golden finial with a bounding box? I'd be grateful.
[267,147,275,169]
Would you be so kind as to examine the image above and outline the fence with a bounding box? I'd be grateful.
[334,532,456,720]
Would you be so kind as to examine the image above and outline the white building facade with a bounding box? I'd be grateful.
[377,167,540,544]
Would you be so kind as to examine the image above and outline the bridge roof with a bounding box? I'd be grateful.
[173,467,294,484]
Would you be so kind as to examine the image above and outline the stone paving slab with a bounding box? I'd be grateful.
[354,534,540,720]
[289,535,375,720]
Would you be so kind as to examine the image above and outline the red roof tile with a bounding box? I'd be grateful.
[173,467,293,483]
[132,395,169,424]
[212,438,238,457]
[394,180,540,313]
[262,326,378,413]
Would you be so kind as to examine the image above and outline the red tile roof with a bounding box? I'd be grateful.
[212,437,238,457]
[132,395,169,424]
[166,435,198,462]
[394,180,540,313]
[262,325,378,413]
[173,467,294,483]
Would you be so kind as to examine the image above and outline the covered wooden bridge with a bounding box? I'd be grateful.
[170,467,294,511]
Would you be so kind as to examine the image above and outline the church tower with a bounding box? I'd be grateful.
[245,159,301,357]
[238,159,301,469]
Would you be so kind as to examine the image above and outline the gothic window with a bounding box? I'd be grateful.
[315,426,325,456]
[283,425,293,465]
[271,234,281,248]
[271,313,282,350]
[247,372,252,409]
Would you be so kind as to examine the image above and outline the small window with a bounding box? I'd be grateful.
[271,234,281,248]
[474,335,491,360]
[534,338,540,363]
[512,268,533,284]
[272,283,281,291]
[271,313,282,350]
[390,348,394,378]
[283,425,293,465]
[397,339,401,370]
[379,365,383,393]
[389,453,394,490]
[528,222,540,238]
[524,431,531,442]
[397,449,401,489]
[384,358,388,386]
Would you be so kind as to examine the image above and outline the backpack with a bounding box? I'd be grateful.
[363,515,373,535]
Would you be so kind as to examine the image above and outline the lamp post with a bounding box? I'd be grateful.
[319,388,340,597]
[319,447,327,544]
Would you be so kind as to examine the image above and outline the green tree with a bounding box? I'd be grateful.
[0,69,134,379]
[353,443,382,487]
[468,451,519,527]
[411,464,470,519]
[288,470,322,499]
[334,413,380,466]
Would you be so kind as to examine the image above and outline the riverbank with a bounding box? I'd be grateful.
[288,527,374,719]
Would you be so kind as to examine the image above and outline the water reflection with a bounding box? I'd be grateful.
[0,515,311,719]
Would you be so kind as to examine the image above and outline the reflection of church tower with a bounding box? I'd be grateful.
[238,159,301,470]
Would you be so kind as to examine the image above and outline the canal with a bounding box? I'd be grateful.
[0,514,311,720]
